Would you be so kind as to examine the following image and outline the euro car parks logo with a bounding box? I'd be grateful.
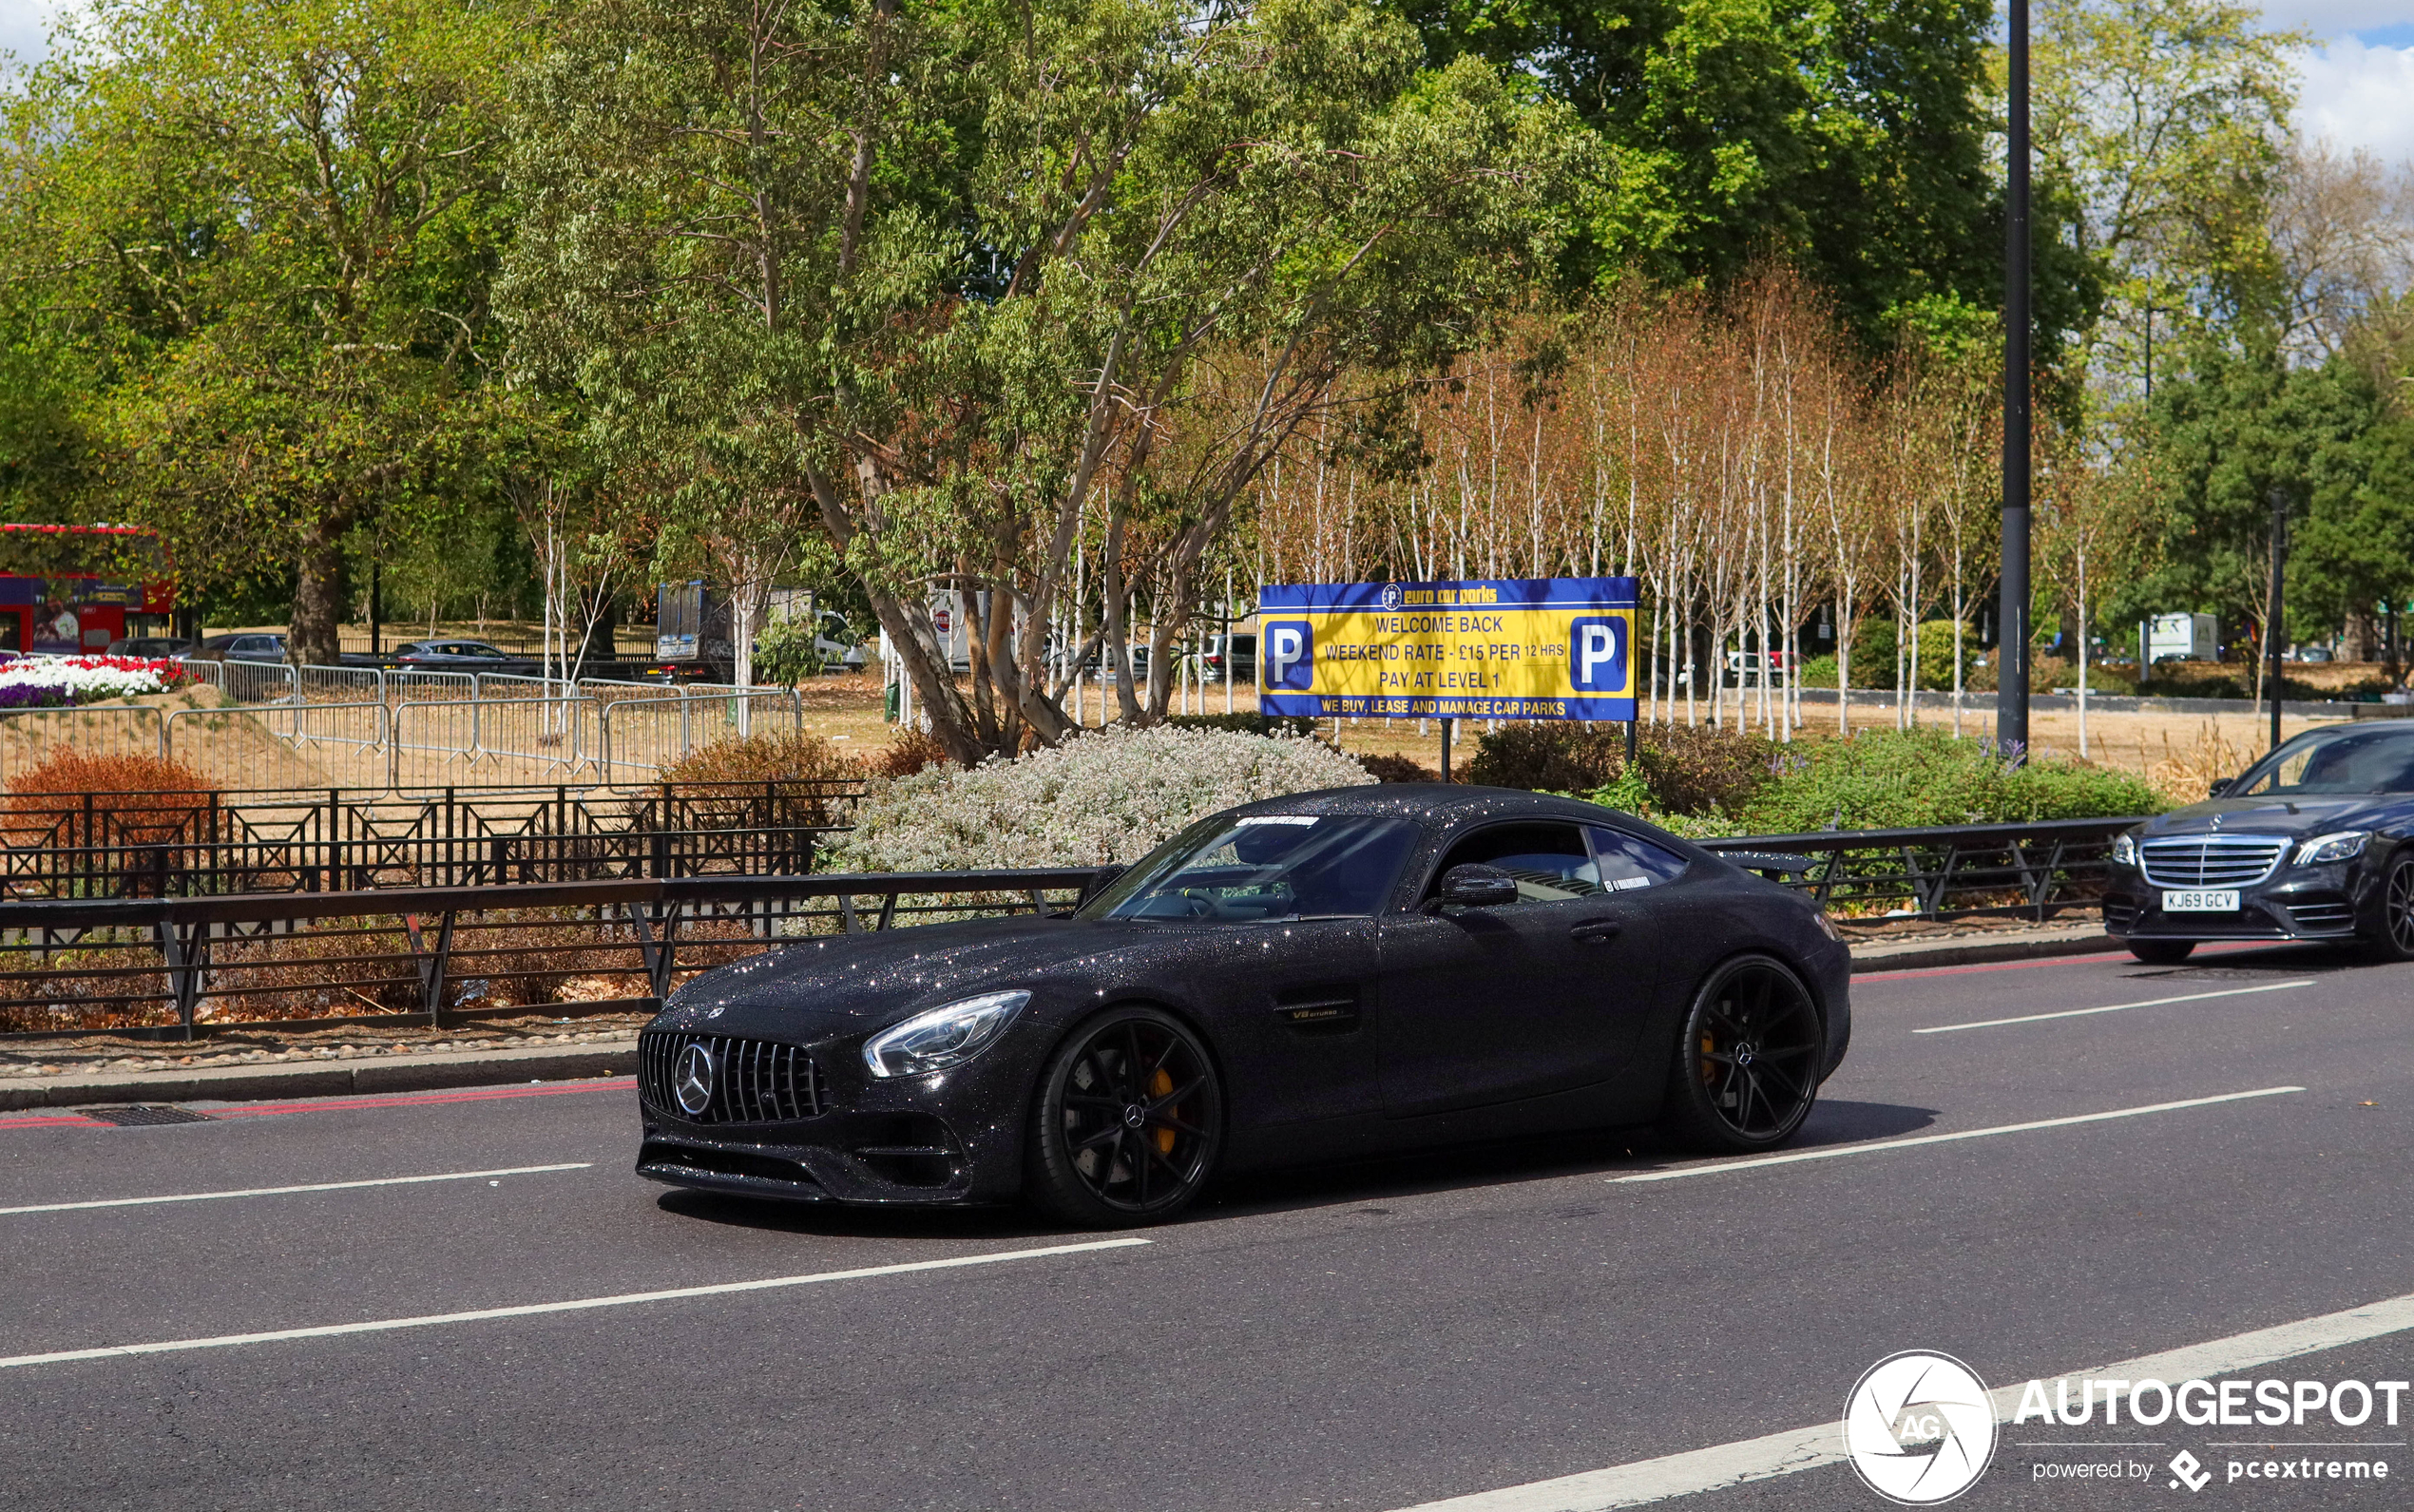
[1843,1351,1998,1504]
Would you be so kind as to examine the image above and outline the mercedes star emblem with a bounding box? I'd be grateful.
[674,1043,715,1115]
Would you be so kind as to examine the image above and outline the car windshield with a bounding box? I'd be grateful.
[1077,814,1419,923]
[2231,726,2414,796]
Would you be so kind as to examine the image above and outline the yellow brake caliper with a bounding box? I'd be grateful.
[1151,1067,1177,1155]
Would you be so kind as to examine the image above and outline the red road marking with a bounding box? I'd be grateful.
[206,1078,637,1120]
[0,1077,634,1131]
[1860,938,2296,984]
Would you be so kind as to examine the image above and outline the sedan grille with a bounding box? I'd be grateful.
[2138,834,2289,889]
[640,1031,826,1123]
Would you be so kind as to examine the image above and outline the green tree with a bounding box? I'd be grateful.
[1396,0,2007,346]
[0,0,523,662]
[503,0,1580,760]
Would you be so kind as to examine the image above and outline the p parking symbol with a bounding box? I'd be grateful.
[1264,622,1313,690]
[1569,616,1626,693]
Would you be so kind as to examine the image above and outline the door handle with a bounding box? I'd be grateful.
[1569,920,1621,946]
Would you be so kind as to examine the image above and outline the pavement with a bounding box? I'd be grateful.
[3,936,2410,1508]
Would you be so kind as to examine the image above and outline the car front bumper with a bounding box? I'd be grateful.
[2101,859,2368,943]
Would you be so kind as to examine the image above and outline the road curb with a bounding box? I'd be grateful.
[0,1041,637,1112]
[1850,929,2125,974]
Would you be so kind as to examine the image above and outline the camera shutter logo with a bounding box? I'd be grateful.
[1842,1351,1997,1504]
[674,1043,716,1116]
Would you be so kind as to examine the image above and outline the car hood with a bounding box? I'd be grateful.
[650,915,1187,1042]
[2139,795,2394,840]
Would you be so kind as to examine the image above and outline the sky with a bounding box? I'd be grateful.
[0,0,2407,163]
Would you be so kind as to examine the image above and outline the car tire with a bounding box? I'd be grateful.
[2360,851,2414,963]
[2126,938,2196,965]
[1025,1005,1223,1229]
[1657,953,1824,1155]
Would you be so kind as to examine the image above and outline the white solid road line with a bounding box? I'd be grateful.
[1915,979,2316,1034]
[1386,1288,2414,1510]
[0,1162,595,1216]
[0,1237,1150,1369]
[1611,1086,2304,1184]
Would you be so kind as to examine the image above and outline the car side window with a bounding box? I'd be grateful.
[1432,822,1600,904]
[1587,826,1690,890]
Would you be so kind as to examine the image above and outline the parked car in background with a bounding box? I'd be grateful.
[1203,632,1257,681]
[108,635,195,659]
[183,632,287,662]
[393,640,537,674]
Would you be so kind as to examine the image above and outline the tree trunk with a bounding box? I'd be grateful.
[290,514,348,666]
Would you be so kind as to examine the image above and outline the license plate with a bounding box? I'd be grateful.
[2162,890,2241,912]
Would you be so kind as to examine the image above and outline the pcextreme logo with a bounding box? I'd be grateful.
[1842,1351,1998,1505]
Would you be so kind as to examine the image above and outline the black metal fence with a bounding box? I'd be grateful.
[1696,815,2137,922]
[0,868,1114,1042]
[0,780,865,900]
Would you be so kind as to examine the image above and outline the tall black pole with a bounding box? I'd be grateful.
[2268,488,2288,754]
[1997,0,2032,761]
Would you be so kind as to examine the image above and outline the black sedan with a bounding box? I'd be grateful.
[2104,720,2414,964]
[635,786,1853,1226]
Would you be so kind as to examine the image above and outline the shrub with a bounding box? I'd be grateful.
[1466,722,1626,792]
[1469,720,1778,817]
[651,730,862,828]
[870,727,953,778]
[1164,712,1321,737]
[1733,728,2166,833]
[1356,751,1434,783]
[2,750,221,850]
[828,723,1373,871]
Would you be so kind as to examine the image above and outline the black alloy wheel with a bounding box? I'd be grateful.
[2366,852,2414,963]
[1659,954,1824,1154]
[2126,937,2196,965]
[1026,1006,1223,1228]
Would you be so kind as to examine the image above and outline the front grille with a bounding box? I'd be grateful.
[640,1031,826,1123]
[2288,896,2356,931]
[2139,834,2289,889]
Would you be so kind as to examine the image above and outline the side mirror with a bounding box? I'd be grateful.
[2208,776,2234,797]
[1438,863,1519,909]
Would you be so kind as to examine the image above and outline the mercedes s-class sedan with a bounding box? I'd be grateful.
[634,786,1852,1227]
[2103,720,2414,964]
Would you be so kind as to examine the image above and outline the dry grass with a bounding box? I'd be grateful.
[1,751,224,866]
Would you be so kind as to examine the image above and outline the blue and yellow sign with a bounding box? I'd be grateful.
[1258,577,1638,720]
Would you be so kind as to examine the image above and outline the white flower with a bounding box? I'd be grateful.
[827,724,1374,872]
[0,654,183,700]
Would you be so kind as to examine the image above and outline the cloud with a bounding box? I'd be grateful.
[2292,38,2414,165]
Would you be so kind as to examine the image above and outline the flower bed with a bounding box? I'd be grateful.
[829,723,1374,871]
[0,654,193,706]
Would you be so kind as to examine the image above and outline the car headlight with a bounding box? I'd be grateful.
[1813,909,1844,941]
[2294,831,2370,867]
[2110,832,2138,867]
[861,990,1030,1079]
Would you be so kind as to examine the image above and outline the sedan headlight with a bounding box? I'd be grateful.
[862,990,1030,1079]
[2109,832,2138,867]
[2294,831,2370,867]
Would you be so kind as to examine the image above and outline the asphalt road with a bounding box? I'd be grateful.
[4,941,2412,1511]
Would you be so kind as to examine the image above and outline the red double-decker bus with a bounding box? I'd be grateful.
[0,524,178,654]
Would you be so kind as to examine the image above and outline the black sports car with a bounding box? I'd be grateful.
[2103,720,2414,964]
[636,786,1853,1226]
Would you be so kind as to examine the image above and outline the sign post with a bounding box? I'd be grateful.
[1256,578,1640,779]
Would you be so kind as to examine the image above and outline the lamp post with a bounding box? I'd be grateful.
[1997,0,2033,762]
[2268,487,2289,754]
